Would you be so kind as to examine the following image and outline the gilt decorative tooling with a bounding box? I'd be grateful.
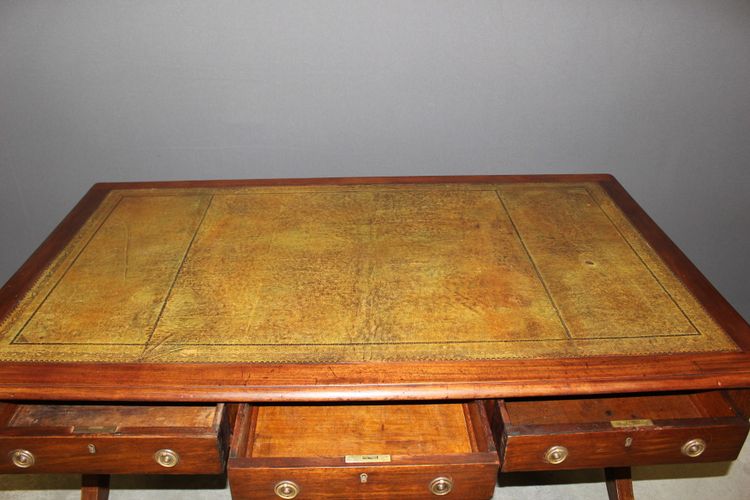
[0,182,736,363]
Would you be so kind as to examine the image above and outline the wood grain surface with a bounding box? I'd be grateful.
[228,402,499,500]
[490,393,750,471]
[249,403,473,457]
[0,402,229,474]
[0,175,748,401]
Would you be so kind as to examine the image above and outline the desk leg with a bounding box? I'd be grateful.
[605,467,634,500]
[81,474,110,500]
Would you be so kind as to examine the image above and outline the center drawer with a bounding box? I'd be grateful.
[228,401,499,499]
[486,391,750,472]
[0,402,231,474]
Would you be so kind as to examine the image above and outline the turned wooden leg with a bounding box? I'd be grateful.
[81,474,110,500]
[605,467,634,500]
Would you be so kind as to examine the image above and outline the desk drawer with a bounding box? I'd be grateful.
[228,402,499,499]
[0,403,231,474]
[487,392,749,472]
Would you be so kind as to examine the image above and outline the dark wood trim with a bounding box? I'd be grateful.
[605,467,635,500]
[81,474,110,500]
[228,404,252,459]
[0,352,749,401]
[465,401,497,454]
[723,389,750,419]
[1,175,748,402]
[90,173,617,191]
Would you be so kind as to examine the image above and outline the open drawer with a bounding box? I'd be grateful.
[486,391,750,472]
[0,402,231,474]
[228,402,499,499]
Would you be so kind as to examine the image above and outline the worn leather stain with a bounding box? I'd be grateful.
[0,183,737,362]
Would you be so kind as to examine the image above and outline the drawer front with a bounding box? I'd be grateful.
[0,403,230,474]
[228,402,499,500]
[488,394,750,472]
[0,435,226,474]
[501,423,748,471]
[229,462,498,500]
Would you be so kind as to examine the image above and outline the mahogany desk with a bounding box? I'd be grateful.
[0,175,748,499]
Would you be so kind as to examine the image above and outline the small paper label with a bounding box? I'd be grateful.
[344,454,392,463]
[72,425,118,434]
[610,419,654,428]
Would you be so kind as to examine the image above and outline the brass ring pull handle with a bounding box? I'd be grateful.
[544,445,569,464]
[153,449,180,467]
[274,480,300,499]
[429,476,454,495]
[681,438,706,458]
[10,449,35,468]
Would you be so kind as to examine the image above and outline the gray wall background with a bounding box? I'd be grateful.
[0,0,748,319]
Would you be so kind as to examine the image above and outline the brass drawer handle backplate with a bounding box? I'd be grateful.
[10,449,35,468]
[681,438,706,458]
[544,445,569,464]
[274,480,300,499]
[429,476,454,495]
[154,449,180,467]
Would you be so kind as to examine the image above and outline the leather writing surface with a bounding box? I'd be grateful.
[0,182,737,363]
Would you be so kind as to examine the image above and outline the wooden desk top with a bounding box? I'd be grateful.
[1,175,749,401]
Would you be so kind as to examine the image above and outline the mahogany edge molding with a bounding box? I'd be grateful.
[1,352,750,401]
[1,174,749,402]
